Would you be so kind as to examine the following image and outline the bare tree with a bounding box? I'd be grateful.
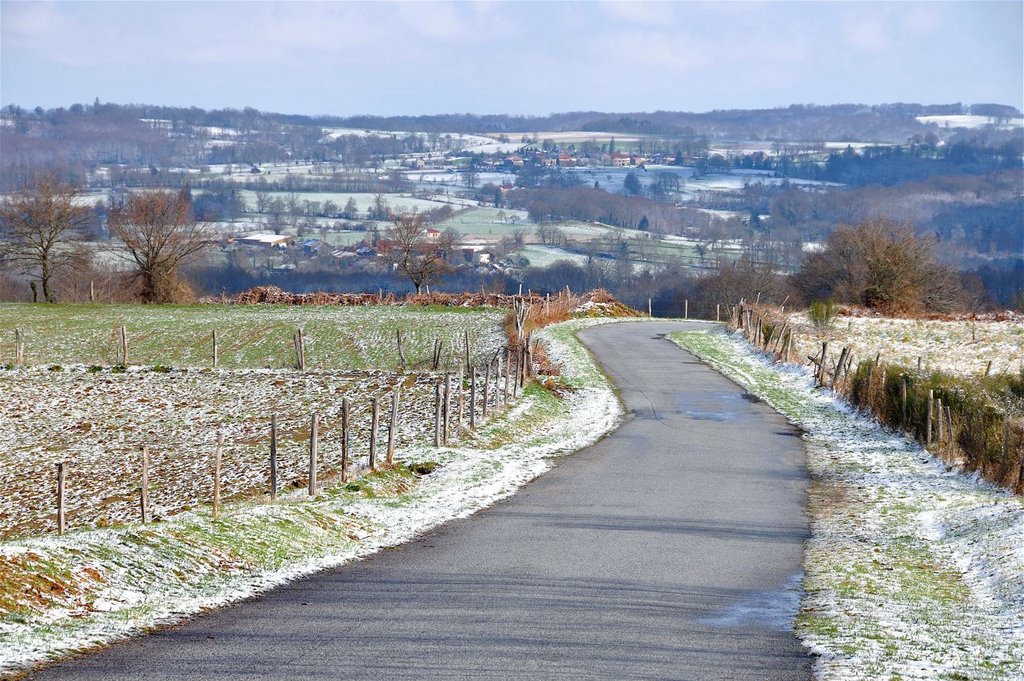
[108,189,212,303]
[0,175,91,302]
[379,213,459,294]
[795,218,958,314]
[510,226,527,249]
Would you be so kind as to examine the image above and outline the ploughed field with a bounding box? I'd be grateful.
[0,304,508,540]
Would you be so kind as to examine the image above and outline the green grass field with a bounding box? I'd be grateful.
[0,303,507,371]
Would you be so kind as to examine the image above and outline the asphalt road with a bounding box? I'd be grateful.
[31,321,811,680]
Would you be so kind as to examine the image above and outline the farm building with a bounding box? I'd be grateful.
[239,234,294,249]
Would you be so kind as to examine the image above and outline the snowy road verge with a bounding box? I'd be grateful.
[0,318,622,678]
[670,328,1024,680]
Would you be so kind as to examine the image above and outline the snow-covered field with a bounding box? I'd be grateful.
[0,317,622,676]
[786,312,1024,378]
[672,328,1024,679]
[0,368,444,539]
[0,304,508,539]
[916,115,1024,130]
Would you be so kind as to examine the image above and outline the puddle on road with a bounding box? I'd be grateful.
[698,572,803,631]
[678,390,750,422]
[683,410,737,421]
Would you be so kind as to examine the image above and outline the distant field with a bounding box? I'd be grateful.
[235,191,449,218]
[0,304,506,371]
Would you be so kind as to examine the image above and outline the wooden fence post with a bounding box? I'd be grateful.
[503,349,511,405]
[294,329,306,371]
[140,445,150,523]
[14,328,24,366]
[270,415,278,501]
[926,390,934,446]
[512,351,520,399]
[716,303,720,322]
[818,342,828,386]
[213,432,223,519]
[120,325,128,366]
[684,299,688,320]
[945,406,954,460]
[648,298,652,317]
[442,374,451,445]
[936,398,944,442]
[396,329,407,370]
[434,382,442,446]
[457,369,465,429]
[901,377,908,427]
[387,388,399,466]
[212,329,219,368]
[482,361,491,419]
[1004,413,1010,461]
[470,369,477,429]
[369,398,379,469]
[56,462,66,535]
[341,398,350,482]
[309,412,319,495]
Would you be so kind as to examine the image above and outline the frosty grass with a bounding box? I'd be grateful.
[671,327,1023,680]
[0,318,621,676]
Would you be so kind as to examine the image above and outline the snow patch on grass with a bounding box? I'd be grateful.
[670,328,1024,679]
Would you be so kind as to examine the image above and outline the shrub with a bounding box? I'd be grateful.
[808,300,838,328]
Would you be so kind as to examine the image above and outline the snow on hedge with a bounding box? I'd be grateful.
[670,328,1024,679]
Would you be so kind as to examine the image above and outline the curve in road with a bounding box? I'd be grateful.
[31,321,811,680]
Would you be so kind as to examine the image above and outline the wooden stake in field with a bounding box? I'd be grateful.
[1003,413,1010,462]
[140,445,150,523]
[341,398,350,482]
[213,432,223,519]
[482,361,491,419]
[864,363,873,408]
[294,328,306,371]
[120,325,128,366]
[369,398,379,470]
[13,328,25,366]
[56,462,66,535]
[716,304,721,322]
[684,299,688,320]
[511,351,520,399]
[309,412,319,495]
[387,388,400,466]
[901,377,908,426]
[456,369,465,429]
[269,415,278,501]
[442,374,451,445]
[396,329,407,370]
[936,398,944,442]
[648,298,652,317]
[945,406,954,460]
[503,349,511,405]
[469,369,477,429]
[926,390,934,446]
[433,382,442,447]
[985,360,992,377]
[212,329,219,368]
[818,342,828,386]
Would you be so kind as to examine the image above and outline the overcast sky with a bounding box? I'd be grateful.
[1,1,1021,117]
